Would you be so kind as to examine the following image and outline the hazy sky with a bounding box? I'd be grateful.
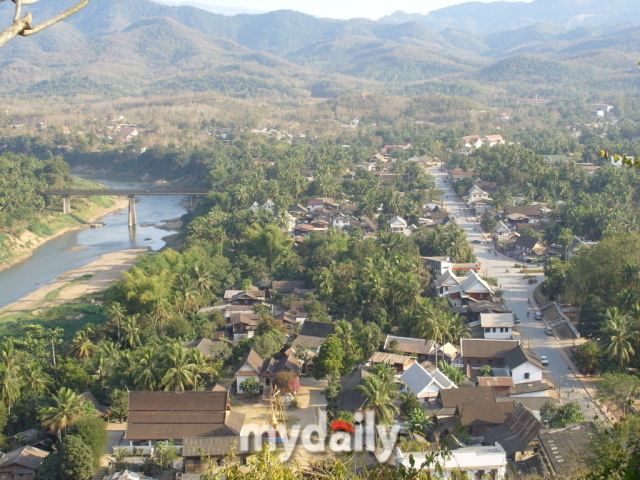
[181,0,529,20]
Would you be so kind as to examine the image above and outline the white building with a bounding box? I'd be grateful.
[504,346,544,385]
[400,363,457,402]
[389,216,409,236]
[468,185,490,202]
[480,313,515,340]
[396,443,507,480]
[494,221,511,237]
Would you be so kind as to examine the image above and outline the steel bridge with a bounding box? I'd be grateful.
[39,189,209,227]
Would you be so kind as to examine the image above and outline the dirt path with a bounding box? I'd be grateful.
[0,247,150,317]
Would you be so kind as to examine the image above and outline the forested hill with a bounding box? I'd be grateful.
[379,0,640,34]
[0,0,639,100]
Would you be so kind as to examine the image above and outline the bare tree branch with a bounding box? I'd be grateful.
[0,0,89,47]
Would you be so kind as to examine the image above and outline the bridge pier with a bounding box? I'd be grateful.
[190,195,198,210]
[128,195,137,227]
[62,195,71,214]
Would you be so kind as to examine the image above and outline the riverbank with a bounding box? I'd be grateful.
[0,247,150,318]
[0,196,129,274]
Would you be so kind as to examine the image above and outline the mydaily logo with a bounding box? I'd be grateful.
[240,411,401,462]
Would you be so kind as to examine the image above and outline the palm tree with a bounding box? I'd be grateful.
[404,408,433,441]
[22,363,52,396]
[0,363,21,412]
[601,308,637,372]
[356,374,399,426]
[40,388,86,436]
[160,342,199,392]
[136,346,161,391]
[69,330,95,359]
[122,315,141,349]
[107,302,127,342]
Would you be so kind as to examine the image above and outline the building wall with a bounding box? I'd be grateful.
[483,327,512,340]
[510,362,543,384]
[236,374,264,394]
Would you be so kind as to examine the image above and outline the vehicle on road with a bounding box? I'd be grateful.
[544,326,554,335]
[534,311,544,320]
[528,278,538,284]
[471,240,482,244]
[540,355,549,366]
[514,317,521,324]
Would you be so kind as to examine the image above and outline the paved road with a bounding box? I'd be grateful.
[430,167,604,421]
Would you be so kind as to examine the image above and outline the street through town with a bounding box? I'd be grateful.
[430,167,607,423]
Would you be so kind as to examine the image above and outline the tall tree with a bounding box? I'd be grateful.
[40,388,86,436]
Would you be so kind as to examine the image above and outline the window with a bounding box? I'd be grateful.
[524,372,530,380]
[488,360,493,365]
[485,328,490,333]
[492,328,497,332]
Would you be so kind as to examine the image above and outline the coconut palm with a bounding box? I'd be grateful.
[601,308,637,372]
[107,302,127,342]
[160,342,199,392]
[40,388,86,436]
[0,363,21,412]
[69,330,95,359]
[405,408,433,441]
[22,363,52,396]
[356,374,399,426]
[122,315,141,349]
[136,346,161,391]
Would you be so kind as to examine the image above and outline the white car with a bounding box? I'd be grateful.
[534,311,544,320]
[540,356,549,366]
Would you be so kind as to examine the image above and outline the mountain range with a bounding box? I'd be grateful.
[0,0,637,101]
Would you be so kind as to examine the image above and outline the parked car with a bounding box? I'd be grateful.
[514,317,521,324]
[471,240,482,244]
[540,355,549,366]
[528,278,538,284]
[544,326,554,335]
[534,311,544,320]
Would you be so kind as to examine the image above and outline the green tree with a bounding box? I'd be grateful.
[154,441,179,469]
[67,416,108,469]
[40,388,86,436]
[356,374,399,426]
[600,307,636,372]
[60,434,95,480]
[574,341,601,375]
[106,302,126,342]
[478,365,494,377]
[239,376,261,397]
[540,400,584,427]
[313,336,345,381]
[160,341,199,392]
[108,389,128,422]
[404,408,433,441]
[596,373,640,416]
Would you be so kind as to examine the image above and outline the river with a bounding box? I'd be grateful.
[0,177,189,309]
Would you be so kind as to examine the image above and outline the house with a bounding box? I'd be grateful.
[105,470,156,480]
[456,401,516,436]
[182,437,259,473]
[462,135,483,149]
[236,349,267,394]
[338,366,371,414]
[468,185,490,202]
[291,321,335,355]
[442,270,494,305]
[122,390,244,454]
[494,221,511,237]
[480,313,515,340]
[384,335,435,362]
[306,198,335,212]
[505,206,542,222]
[460,339,545,386]
[460,339,520,372]
[79,391,111,418]
[389,216,409,235]
[223,289,266,306]
[331,213,354,230]
[543,155,569,165]
[293,224,314,236]
[483,403,543,460]
[368,352,415,373]
[288,204,308,216]
[538,422,595,475]
[396,443,507,480]
[483,135,505,147]
[381,143,412,154]
[400,363,456,402]
[565,237,597,261]
[182,338,223,359]
[357,217,378,235]
[477,377,514,397]
[513,235,545,255]
[270,280,307,295]
[229,313,261,342]
[0,446,49,480]
[517,98,551,105]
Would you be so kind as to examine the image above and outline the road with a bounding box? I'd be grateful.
[430,167,604,421]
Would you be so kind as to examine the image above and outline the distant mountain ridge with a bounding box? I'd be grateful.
[0,0,637,100]
[152,1,264,15]
[379,0,640,34]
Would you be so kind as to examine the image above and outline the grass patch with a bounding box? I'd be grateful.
[533,284,550,307]
[71,274,93,283]
[0,303,109,341]
[520,268,544,273]
[43,287,64,302]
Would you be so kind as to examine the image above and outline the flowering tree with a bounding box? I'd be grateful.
[273,371,300,395]
[0,0,89,47]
